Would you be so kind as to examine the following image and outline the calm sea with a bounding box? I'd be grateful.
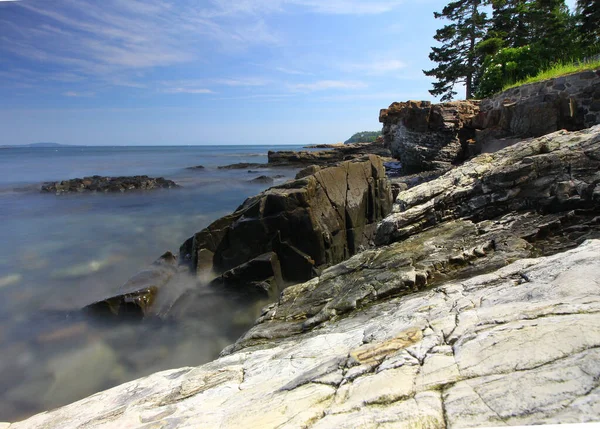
[0,144,307,421]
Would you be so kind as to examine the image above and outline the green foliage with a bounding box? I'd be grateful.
[344,131,380,144]
[501,57,600,90]
[476,45,541,98]
[423,0,489,101]
[577,0,600,51]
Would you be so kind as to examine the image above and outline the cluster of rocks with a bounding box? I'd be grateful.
[40,175,179,194]
[85,155,393,320]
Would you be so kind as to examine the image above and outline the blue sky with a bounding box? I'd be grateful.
[0,0,574,145]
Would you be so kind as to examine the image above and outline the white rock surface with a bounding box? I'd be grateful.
[7,240,600,428]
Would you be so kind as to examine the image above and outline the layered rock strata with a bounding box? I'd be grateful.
[10,239,600,428]
[41,175,179,194]
[180,154,393,290]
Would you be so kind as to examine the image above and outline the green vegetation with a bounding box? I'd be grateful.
[344,131,380,144]
[424,0,600,100]
[502,57,600,91]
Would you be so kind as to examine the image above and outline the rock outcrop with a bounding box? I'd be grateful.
[41,175,179,194]
[10,238,600,428]
[379,100,479,172]
[376,125,600,245]
[268,141,391,167]
[180,155,393,291]
[380,69,600,171]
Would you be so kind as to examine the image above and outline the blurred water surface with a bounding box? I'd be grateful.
[0,144,305,421]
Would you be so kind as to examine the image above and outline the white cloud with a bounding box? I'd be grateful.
[290,80,367,92]
[162,87,213,94]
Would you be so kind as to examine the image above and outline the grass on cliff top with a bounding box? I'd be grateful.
[502,58,600,92]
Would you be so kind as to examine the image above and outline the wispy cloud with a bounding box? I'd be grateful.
[63,91,95,97]
[162,87,213,94]
[289,80,367,92]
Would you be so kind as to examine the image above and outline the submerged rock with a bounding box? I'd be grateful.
[40,175,179,194]
[217,163,267,170]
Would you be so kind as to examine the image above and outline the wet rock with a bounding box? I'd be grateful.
[84,252,178,320]
[217,163,267,170]
[185,165,205,170]
[40,175,179,194]
[248,176,274,185]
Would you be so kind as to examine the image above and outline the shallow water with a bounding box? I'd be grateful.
[0,145,306,421]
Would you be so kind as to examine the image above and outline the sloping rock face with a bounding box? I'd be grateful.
[376,125,600,246]
[41,175,179,194]
[379,100,479,171]
[10,239,600,428]
[267,141,391,167]
[180,155,392,292]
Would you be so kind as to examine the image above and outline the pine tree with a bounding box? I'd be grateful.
[488,0,530,48]
[577,0,600,49]
[424,0,488,101]
[528,0,574,64]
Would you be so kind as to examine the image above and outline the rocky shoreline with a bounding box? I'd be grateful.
[7,69,600,428]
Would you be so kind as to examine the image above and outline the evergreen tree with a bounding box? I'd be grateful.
[528,0,574,64]
[423,0,488,101]
[488,0,530,48]
[577,0,600,50]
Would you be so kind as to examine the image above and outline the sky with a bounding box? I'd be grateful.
[0,0,575,146]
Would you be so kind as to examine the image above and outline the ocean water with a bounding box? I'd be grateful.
[0,145,307,421]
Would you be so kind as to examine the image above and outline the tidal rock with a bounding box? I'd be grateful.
[11,240,600,428]
[40,175,179,194]
[84,252,178,319]
[180,155,393,288]
[248,176,274,185]
[268,141,391,167]
[185,165,205,170]
[379,100,479,172]
[217,163,267,170]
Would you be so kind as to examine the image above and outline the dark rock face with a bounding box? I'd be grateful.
[181,155,393,290]
[268,141,391,167]
[41,175,179,194]
[379,100,479,172]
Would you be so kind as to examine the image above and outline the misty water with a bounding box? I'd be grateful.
[0,144,306,421]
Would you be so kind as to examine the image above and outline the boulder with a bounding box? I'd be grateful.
[41,175,179,194]
[181,155,393,287]
[379,100,479,172]
[248,176,274,185]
